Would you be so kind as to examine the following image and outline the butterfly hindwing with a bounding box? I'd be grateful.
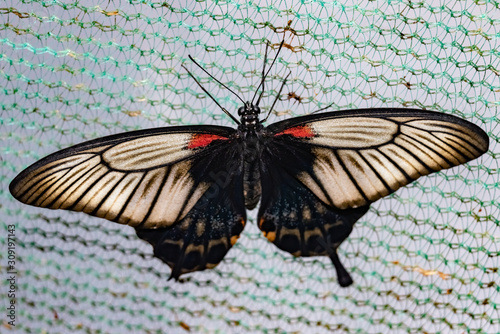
[10,125,247,277]
[258,108,489,286]
[136,141,246,279]
[257,139,369,286]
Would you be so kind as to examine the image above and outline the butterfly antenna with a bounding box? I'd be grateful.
[261,71,291,124]
[188,55,246,108]
[251,42,269,106]
[252,40,285,107]
[310,102,335,115]
[182,63,241,125]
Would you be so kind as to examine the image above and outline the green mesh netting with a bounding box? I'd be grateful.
[1,0,499,333]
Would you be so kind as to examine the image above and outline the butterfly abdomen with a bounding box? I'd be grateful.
[243,161,261,209]
[242,132,262,209]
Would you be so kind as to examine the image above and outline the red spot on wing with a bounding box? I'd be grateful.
[275,125,315,138]
[188,134,228,149]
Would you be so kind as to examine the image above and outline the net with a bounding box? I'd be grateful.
[1,0,498,333]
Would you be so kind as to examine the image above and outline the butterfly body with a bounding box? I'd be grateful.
[237,102,265,210]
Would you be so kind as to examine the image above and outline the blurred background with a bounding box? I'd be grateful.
[1,0,498,332]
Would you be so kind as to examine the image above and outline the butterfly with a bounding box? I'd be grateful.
[9,42,489,287]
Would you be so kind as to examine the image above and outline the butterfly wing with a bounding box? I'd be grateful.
[257,146,369,287]
[259,108,489,286]
[10,125,246,279]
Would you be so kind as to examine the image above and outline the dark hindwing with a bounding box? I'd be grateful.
[10,125,246,279]
[259,108,489,286]
[258,139,369,287]
[136,143,246,280]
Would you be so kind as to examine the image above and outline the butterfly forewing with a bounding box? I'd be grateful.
[11,126,229,226]
[267,109,489,210]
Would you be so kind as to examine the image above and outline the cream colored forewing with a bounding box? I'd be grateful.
[10,130,231,228]
[293,115,489,210]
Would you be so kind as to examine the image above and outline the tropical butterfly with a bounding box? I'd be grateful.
[9,42,489,287]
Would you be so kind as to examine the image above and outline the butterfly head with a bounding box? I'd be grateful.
[238,102,261,128]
